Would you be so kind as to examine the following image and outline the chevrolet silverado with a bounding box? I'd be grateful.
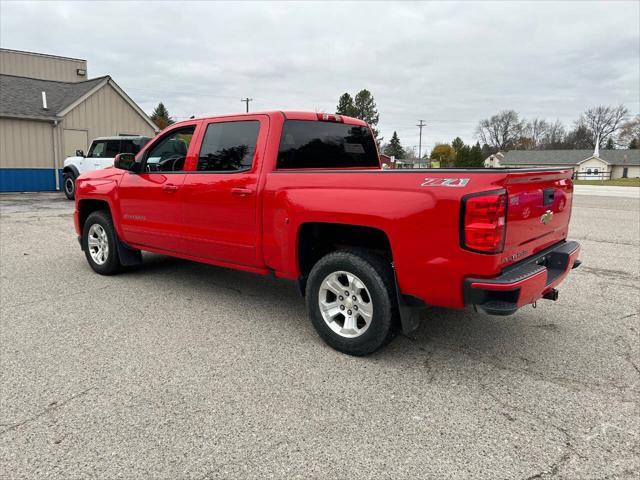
[73,111,581,355]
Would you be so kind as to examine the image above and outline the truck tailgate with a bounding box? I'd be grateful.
[501,169,574,266]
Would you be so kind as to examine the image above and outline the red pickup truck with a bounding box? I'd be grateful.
[74,111,581,355]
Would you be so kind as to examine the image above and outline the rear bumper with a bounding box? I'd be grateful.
[464,240,581,315]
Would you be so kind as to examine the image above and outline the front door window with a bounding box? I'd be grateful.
[144,127,195,172]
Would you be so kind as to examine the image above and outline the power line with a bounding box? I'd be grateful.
[241,97,253,113]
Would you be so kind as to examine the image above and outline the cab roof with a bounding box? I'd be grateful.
[93,135,151,141]
[171,111,368,127]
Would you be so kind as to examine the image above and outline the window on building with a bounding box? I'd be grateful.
[277,120,379,169]
[144,126,195,172]
[197,121,260,172]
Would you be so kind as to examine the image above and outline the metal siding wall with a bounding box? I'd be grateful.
[0,118,58,191]
[0,50,87,82]
[61,84,156,146]
[0,118,54,168]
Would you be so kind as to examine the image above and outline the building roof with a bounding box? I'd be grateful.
[501,149,640,166]
[0,74,107,120]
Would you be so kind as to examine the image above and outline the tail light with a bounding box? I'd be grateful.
[461,190,507,253]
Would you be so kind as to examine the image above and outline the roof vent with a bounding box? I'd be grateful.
[41,91,48,110]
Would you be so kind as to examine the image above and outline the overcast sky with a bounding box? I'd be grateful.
[2,0,638,153]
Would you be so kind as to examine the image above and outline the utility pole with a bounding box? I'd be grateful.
[240,98,253,113]
[417,120,427,160]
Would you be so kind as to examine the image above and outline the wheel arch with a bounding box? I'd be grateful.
[78,199,112,234]
[297,222,424,336]
[63,165,80,177]
[78,199,141,267]
[297,222,393,292]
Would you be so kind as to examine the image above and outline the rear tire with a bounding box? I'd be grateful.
[63,172,76,200]
[306,250,398,356]
[82,210,121,275]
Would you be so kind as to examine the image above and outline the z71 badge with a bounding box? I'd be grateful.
[421,178,470,187]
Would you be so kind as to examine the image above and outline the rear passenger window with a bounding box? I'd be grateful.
[277,120,379,169]
[197,121,260,172]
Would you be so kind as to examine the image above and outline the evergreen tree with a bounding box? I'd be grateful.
[353,89,380,139]
[150,102,174,130]
[451,137,465,153]
[454,145,471,167]
[469,142,484,167]
[336,93,356,117]
[383,131,405,159]
[336,89,381,142]
[605,138,615,149]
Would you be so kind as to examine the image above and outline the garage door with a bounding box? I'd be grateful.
[63,129,88,158]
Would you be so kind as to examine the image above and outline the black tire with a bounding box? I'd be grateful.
[63,172,76,200]
[82,210,122,275]
[306,249,398,356]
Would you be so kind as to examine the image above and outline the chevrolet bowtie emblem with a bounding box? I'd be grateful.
[540,210,554,225]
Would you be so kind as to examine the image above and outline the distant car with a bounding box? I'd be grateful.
[62,135,151,199]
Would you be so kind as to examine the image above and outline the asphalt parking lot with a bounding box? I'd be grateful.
[1,191,638,480]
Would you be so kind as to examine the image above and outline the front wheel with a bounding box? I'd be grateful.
[306,250,398,356]
[63,172,76,200]
[82,210,122,275]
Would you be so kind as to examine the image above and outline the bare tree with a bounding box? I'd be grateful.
[540,120,567,149]
[523,118,550,149]
[477,110,525,150]
[618,114,640,148]
[580,105,628,147]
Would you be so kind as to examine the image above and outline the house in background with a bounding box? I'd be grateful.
[483,152,504,168]
[486,146,639,179]
[0,48,157,192]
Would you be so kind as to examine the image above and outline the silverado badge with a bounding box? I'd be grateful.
[540,210,554,225]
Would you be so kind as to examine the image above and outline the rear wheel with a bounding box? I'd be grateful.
[306,250,398,355]
[82,210,121,275]
[63,172,76,200]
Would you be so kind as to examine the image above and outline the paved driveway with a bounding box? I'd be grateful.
[1,192,638,479]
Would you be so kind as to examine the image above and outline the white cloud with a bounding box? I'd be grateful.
[2,0,638,151]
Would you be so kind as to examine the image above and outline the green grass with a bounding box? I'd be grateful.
[574,178,640,187]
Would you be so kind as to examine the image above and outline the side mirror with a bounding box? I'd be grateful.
[114,153,138,172]
[76,149,85,157]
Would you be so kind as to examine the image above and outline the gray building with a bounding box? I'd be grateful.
[488,148,640,180]
[0,49,157,192]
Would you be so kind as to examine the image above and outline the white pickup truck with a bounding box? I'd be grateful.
[62,135,151,199]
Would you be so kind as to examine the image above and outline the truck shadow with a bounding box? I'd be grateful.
[129,253,552,371]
